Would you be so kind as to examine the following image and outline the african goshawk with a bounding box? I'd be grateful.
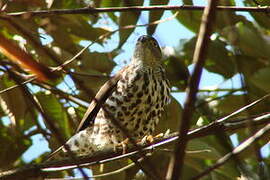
[49,35,170,159]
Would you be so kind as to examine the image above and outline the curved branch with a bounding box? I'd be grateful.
[3,5,270,17]
[168,1,218,179]
[0,112,269,179]
[191,122,270,180]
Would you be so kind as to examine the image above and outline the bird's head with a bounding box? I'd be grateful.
[132,35,162,66]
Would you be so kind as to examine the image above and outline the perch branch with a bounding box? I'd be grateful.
[0,112,269,179]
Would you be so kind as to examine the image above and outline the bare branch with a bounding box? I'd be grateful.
[3,68,89,180]
[0,11,177,96]
[34,82,88,108]
[167,1,218,179]
[191,122,270,180]
[3,5,270,17]
[1,112,269,179]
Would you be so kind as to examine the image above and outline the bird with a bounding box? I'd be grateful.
[48,35,171,160]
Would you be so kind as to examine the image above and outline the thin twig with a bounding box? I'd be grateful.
[63,70,110,78]
[172,88,244,93]
[3,5,270,17]
[216,94,270,123]
[1,111,269,179]
[34,82,88,108]
[3,68,89,180]
[191,122,270,180]
[237,63,266,178]
[44,158,139,180]
[0,17,91,98]
[167,1,218,179]
[0,11,177,95]
[101,108,162,180]
[0,76,36,94]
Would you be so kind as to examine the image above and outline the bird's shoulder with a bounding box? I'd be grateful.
[75,66,128,132]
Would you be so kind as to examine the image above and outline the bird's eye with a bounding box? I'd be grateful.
[152,41,158,48]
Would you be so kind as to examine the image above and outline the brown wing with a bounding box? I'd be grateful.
[46,72,121,160]
[76,67,126,132]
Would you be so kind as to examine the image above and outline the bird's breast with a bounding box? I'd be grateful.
[96,65,170,140]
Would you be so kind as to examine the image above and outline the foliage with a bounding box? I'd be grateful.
[0,0,270,179]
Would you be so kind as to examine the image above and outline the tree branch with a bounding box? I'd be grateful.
[0,112,269,179]
[191,121,270,180]
[167,1,218,179]
[3,68,89,180]
[3,5,270,17]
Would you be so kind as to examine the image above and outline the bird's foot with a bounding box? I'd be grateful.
[141,135,154,145]
[115,138,129,154]
[141,132,168,145]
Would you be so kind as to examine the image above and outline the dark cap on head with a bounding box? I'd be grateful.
[133,35,162,65]
[137,35,156,43]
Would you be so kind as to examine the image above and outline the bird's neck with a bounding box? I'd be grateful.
[131,56,160,68]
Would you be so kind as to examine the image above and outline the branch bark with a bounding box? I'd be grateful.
[3,68,89,180]
[191,122,270,180]
[0,112,269,179]
[167,0,218,179]
[3,5,270,17]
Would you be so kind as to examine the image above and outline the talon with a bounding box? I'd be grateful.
[164,129,171,138]
[141,135,154,144]
[154,133,164,139]
[147,135,154,143]
[117,138,129,154]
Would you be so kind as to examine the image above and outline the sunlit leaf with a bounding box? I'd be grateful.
[176,0,244,33]
[182,37,236,78]
[222,22,270,59]
[163,56,189,89]
[250,67,270,92]
[36,92,71,138]
[243,0,270,29]
[0,126,31,168]
[118,0,143,48]
[147,0,169,35]
[51,15,110,43]
[0,74,35,130]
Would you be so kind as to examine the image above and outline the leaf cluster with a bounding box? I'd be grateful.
[0,0,270,179]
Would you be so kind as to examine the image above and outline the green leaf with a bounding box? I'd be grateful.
[0,126,31,168]
[176,0,243,33]
[51,0,85,9]
[163,56,189,89]
[175,0,201,33]
[156,96,182,133]
[182,37,236,78]
[187,139,220,160]
[235,55,265,76]
[101,0,121,7]
[147,0,169,35]
[0,75,35,131]
[222,22,270,59]
[48,15,110,44]
[100,0,121,23]
[243,0,270,29]
[76,51,116,74]
[205,39,236,79]
[71,51,116,97]
[251,66,270,92]
[36,92,71,138]
[118,0,144,48]
[215,95,246,116]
